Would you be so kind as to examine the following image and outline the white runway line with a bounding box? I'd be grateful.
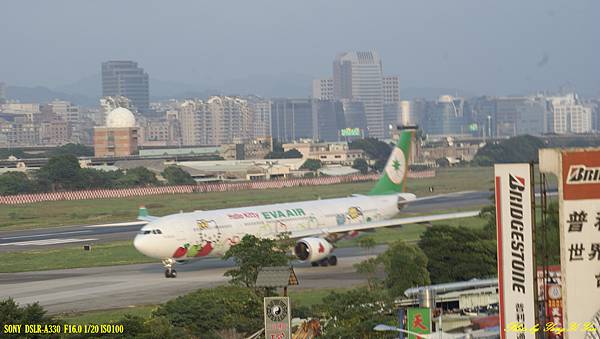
[0,238,98,246]
[0,230,92,240]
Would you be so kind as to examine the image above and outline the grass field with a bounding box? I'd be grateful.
[0,166,493,231]
[0,241,155,273]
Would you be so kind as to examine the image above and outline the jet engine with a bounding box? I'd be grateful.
[294,237,333,262]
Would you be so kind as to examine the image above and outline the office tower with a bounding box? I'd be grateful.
[101,61,150,113]
[422,95,466,136]
[0,82,5,103]
[547,93,592,134]
[341,100,367,134]
[315,99,345,142]
[333,51,384,138]
[271,98,315,142]
[312,78,334,100]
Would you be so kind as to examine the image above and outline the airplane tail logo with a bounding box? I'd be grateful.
[369,127,415,195]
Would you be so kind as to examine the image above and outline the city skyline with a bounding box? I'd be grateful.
[0,0,598,98]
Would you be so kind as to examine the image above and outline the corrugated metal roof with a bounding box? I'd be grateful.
[255,266,299,288]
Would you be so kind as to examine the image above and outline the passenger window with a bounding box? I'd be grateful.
[156,230,162,234]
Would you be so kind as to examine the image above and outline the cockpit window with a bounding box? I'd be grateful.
[140,229,162,235]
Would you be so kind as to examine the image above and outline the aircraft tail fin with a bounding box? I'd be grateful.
[138,206,158,222]
[368,126,416,195]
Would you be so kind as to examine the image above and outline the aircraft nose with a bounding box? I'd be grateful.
[133,234,153,257]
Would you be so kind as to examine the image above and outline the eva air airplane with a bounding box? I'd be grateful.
[133,127,475,278]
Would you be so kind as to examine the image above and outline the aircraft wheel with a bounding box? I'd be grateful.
[318,258,329,267]
[311,262,319,267]
[170,269,177,278]
[165,269,172,278]
[328,255,338,266]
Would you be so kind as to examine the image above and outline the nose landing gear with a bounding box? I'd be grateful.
[162,258,177,278]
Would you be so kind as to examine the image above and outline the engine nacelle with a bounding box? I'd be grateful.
[294,237,333,262]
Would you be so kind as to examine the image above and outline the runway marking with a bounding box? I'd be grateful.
[0,230,92,240]
[0,238,98,246]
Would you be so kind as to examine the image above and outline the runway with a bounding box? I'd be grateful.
[0,246,386,314]
[0,190,491,252]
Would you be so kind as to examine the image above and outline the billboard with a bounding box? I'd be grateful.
[340,127,361,137]
[264,297,291,339]
[407,307,431,339]
[559,150,600,339]
[494,164,537,339]
[537,266,563,339]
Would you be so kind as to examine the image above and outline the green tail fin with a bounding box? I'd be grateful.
[368,127,415,195]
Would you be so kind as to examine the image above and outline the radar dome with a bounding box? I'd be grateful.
[106,107,136,128]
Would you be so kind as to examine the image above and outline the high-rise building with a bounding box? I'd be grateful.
[547,93,592,134]
[333,51,385,138]
[383,76,400,104]
[248,97,272,139]
[0,82,6,103]
[177,96,251,146]
[341,100,367,135]
[315,100,345,142]
[271,98,315,142]
[312,78,334,100]
[422,95,466,137]
[101,61,150,113]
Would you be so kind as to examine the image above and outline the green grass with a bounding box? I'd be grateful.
[289,288,353,308]
[0,241,155,273]
[0,167,493,231]
[59,305,157,325]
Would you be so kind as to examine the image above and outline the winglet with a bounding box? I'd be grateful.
[138,206,158,222]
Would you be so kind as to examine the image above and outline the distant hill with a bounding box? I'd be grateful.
[5,86,96,106]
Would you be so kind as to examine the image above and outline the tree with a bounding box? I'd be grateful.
[300,159,322,171]
[36,154,81,191]
[314,288,394,339]
[266,148,303,159]
[349,138,392,162]
[0,172,33,195]
[222,234,292,288]
[118,167,159,187]
[0,299,59,339]
[419,225,496,284]
[77,168,121,189]
[161,165,195,185]
[379,240,430,297]
[352,158,369,174]
[153,286,262,338]
[46,143,94,157]
[472,135,544,165]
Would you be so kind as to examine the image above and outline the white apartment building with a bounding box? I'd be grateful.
[548,94,592,134]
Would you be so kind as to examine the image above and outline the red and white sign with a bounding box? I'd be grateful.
[559,150,600,339]
[494,164,537,339]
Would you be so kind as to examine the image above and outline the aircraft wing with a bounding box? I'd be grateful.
[284,210,480,239]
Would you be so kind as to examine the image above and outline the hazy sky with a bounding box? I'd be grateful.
[1,0,598,96]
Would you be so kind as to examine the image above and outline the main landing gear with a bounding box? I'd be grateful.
[311,255,337,267]
[162,258,177,278]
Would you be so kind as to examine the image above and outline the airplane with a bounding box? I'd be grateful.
[133,127,479,278]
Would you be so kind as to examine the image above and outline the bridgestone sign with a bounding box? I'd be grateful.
[540,149,600,339]
[494,164,537,339]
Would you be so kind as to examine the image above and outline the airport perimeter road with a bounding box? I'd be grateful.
[0,246,386,314]
[0,190,491,252]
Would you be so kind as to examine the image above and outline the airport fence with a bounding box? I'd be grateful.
[0,170,435,205]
